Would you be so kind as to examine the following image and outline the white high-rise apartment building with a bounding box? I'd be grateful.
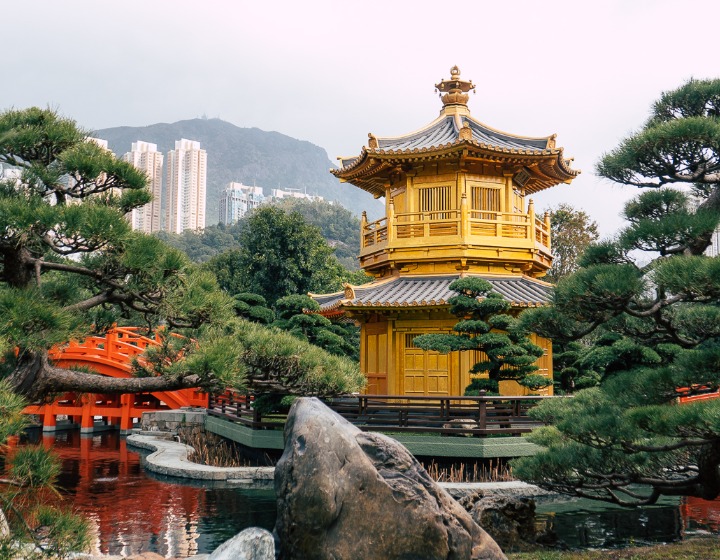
[165,139,207,233]
[219,182,264,225]
[123,141,163,233]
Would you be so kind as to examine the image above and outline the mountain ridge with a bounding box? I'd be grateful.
[94,118,383,225]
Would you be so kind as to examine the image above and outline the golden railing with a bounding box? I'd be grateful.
[361,210,551,250]
[395,210,461,239]
[363,216,388,247]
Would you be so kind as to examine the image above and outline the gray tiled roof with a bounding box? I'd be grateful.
[377,117,457,151]
[465,118,549,151]
[338,156,359,168]
[314,275,552,312]
[367,116,550,155]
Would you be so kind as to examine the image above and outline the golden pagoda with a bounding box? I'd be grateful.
[313,66,579,397]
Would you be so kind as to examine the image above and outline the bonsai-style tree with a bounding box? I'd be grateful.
[514,78,720,505]
[0,108,364,401]
[273,294,359,361]
[414,277,548,394]
[232,292,275,324]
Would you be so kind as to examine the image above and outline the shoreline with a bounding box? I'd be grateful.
[127,432,554,498]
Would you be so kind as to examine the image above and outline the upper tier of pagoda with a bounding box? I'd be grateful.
[333,66,579,198]
[332,66,580,279]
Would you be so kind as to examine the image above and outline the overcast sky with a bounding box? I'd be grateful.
[3,0,719,236]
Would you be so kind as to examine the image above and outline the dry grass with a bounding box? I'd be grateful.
[507,537,720,560]
[177,426,261,467]
[424,459,514,483]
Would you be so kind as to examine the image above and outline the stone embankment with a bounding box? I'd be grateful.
[127,433,274,486]
[129,430,551,496]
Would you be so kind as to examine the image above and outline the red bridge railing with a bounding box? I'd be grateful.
[25,327,207,432]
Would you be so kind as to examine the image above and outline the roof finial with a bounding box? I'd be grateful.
[435,66,475,107]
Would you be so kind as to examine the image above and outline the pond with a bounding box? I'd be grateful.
[28,429,276,557]
[536,494,717,549]
[22,429,720,556]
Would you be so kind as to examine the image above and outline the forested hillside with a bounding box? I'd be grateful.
[95,118,384,224]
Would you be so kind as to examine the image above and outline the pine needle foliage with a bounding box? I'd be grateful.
[514,79,720,506]
[414,278,547,394]
[0,107,365,403]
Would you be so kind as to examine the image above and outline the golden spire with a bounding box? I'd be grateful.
[435,66,475,107]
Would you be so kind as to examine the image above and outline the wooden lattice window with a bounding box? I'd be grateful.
[418,185,453,219]
[471,186,501,219]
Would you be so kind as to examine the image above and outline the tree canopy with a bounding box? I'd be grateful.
[0,108,364,402]
[157,198,363,269]
[544,204,599,283]
[414,278,548,394]
[224,205,354,305]
[155,224,239,263]
[514,79,720,506]
[274,198,362,270]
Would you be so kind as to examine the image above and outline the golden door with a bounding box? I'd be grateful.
[403,334,451,396]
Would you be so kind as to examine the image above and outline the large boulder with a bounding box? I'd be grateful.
[274,397,507,560]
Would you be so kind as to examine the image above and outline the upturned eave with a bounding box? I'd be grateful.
[332,140,580,197]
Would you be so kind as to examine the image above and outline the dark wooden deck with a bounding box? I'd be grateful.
[207,391,550,437]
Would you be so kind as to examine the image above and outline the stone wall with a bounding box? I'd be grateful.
[139,408,207,434]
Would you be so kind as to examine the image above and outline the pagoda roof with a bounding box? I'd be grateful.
[333,67,579,198]
[339,113,551,168]
[311,274,552,315]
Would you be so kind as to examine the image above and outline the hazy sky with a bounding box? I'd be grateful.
[3,0,719,236]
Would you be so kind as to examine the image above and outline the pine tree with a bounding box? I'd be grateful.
[514,79,720,505]
[414,278,548,394]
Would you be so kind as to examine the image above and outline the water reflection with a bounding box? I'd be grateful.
[28,430,276,558]
[536,493,720,549]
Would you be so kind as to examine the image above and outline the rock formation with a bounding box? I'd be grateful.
[469,495,539,552]
[208,527,275,560]
[274,397,507,560]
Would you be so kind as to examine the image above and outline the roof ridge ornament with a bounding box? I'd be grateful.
[435,66,476,107]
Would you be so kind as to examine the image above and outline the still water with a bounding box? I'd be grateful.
[27,429,720,556]
[536,494,718,549]
[30,430,275,557]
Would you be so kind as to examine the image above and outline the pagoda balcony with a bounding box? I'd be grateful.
[360,208,552,274]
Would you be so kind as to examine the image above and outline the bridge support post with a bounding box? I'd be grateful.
[120,394,134,434]
[42,403,57,432]
[80,396,95,433]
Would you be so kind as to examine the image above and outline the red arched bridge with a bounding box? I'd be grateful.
[22,327,207,433]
